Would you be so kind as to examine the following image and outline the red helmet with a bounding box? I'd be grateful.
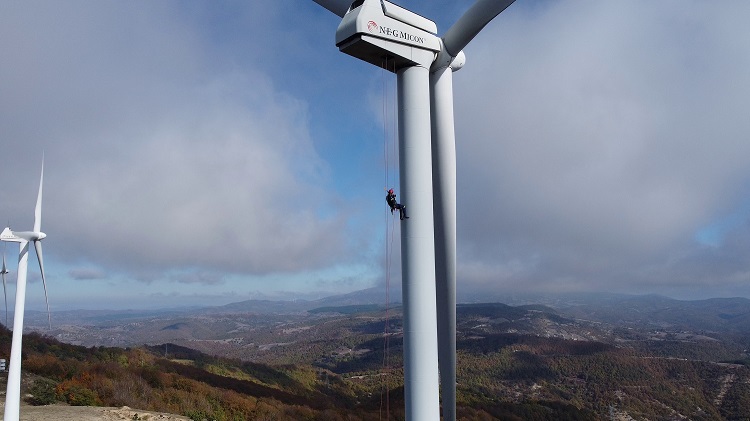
[388,189,394,194]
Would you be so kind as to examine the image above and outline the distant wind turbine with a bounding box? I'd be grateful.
[1,246,9,326]
[1,158,50,421]
[0,247,10,327]
[312,1,516,419]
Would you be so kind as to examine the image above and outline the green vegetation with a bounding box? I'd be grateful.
[27,378,57,406]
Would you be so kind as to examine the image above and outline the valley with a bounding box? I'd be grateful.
[5,291,750,419]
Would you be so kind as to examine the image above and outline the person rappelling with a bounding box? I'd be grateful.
[386,188,409,220]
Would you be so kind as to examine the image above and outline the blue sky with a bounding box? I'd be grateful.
[2,0,750,311]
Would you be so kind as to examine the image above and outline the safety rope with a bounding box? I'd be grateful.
[379,55,397,421]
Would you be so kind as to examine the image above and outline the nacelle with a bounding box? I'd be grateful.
[0,227,45,243]
[336,0,440,71]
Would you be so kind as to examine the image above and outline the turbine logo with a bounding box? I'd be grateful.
[374,24,425,44]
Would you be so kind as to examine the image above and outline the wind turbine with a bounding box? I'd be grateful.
[1,158,50,421]
[1,246,9,326]
[312,0,516,419]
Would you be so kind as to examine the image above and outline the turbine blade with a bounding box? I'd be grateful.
[313,0,351,18]
[34,157,44,233]
[33,240,51,330]
[2,270,6,327]
[431,68,458,421]
[442,0,516,57]
[1,250,7,326]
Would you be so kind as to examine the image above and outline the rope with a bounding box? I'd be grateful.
[379,55,397,421]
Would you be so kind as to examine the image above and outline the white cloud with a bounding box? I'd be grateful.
[453,0,750,294]
[0,2,356,285]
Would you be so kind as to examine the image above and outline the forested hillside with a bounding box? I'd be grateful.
[2,301,750,420]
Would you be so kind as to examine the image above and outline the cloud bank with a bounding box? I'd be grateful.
[454,0,750,296]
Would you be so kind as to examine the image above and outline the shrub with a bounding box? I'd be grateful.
[56,380,101,406]
[26,378,58,405]
[185,409,212,421]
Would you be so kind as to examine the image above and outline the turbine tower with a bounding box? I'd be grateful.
[1,159,51,421]
[312,1,516,419]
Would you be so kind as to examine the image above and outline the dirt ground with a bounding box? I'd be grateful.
[1,402,191,421]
